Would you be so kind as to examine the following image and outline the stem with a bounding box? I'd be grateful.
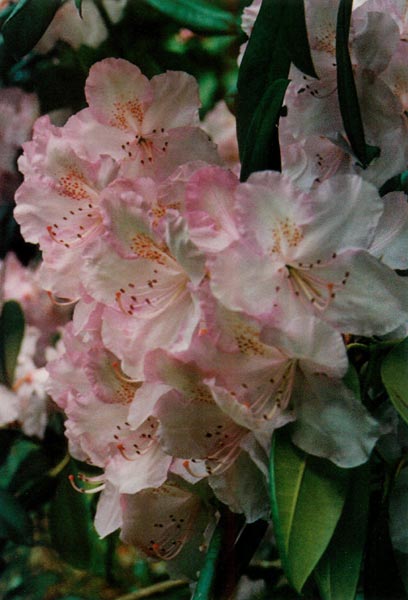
[114,579,189,600]
[47,453,70,478]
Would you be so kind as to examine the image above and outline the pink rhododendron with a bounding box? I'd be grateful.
[63,58,220,180]
[280,0,408,187]
[0,325,51,438]
[120,479,215,573]
[202,101,240,170]
[209,171,408,336]
[13,43,404,575]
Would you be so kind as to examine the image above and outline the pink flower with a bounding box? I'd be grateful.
[209,171,408,336]
[80,176,205,378]
[120,479,215,576]
[63,58,220,180]
[15,129,119,298]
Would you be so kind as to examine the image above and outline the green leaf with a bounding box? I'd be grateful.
[74,0,82,17]
[240,78,289,180]
[284,0,317,79]
[336,0,380,168]
[9,448,57,511]
[49,460,103,572]
[314,463,370,600]
[237,0,316,165]
[192,518,223,600]
[0,488,33,545]
[1,0,61,60]
[389,465,408,554]
[269,428,349,593]
[364,499,406,598]
[142,0,238,34]
[0,430,20,467]
[381,338,408,425]
[0,300,25,387]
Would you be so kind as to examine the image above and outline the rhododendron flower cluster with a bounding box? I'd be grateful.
[13,0,408,576]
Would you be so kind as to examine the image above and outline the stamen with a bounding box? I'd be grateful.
[111,361,140,384]
[68,474,105,494]
[47,291,77,306]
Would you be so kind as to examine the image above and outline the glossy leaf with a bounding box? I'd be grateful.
[2,0,61,60]
[143,0,238,34]
[9,448,57,510]
[381,338,408,425]
[0,430,20,467]
[0,488,33,545]
[49,461,103,572]
[269,428,349,593]
[0,300,25,387]
[314,463,370,600]
[74,0,82,17]
[389,465,408,553]
[364,498,406,598]
[284,0,317,79]
[192,518,222,600]
[336,0,380,168]
[240,78,289,180]
[237,0,316,163]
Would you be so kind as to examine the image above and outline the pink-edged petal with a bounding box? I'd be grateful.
[63,109,132,162]
[85,58,152,130]
[260,316,348,378]
[353,10,399,74]
[236,171,311,257]
[127,382,173,429]
[101,291,200,380]
[185,165,240,252]
[163,212,206,285]
[0,385,19,426]
[143,70,200,131]
[209,241,280,316]
[63,392,131,466]
[120,481,211,566]
[209,450,270,523]
[82,237,189,318]
[104,438,172,494]
[296,174,382,260]
[156,388,246,461]
[370,192,408,269]
[119,127,221,182]
[94,482,123,538]
[322,249,408,335]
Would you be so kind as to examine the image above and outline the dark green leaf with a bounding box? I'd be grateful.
[343,363,361,399]
[192,517,223,599]
[0,300,25,387]
[4,572,58,600]
[74,0,82,17]
[364,497,406,599]
[381,338,408,425]
[49,460,103,571]
[240,78,289,181]
[9,448,57,510]
[142,0,238,34]
[336,0,380,168]
[0,488,33,544]
[315,463,370,600]
[389,465,408,554]
[0,430,21,467]
[284,0,317,79]
[379,170,408,197]
[237,0,316,162]
[2,0,61,60]
[269,428,349,593]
